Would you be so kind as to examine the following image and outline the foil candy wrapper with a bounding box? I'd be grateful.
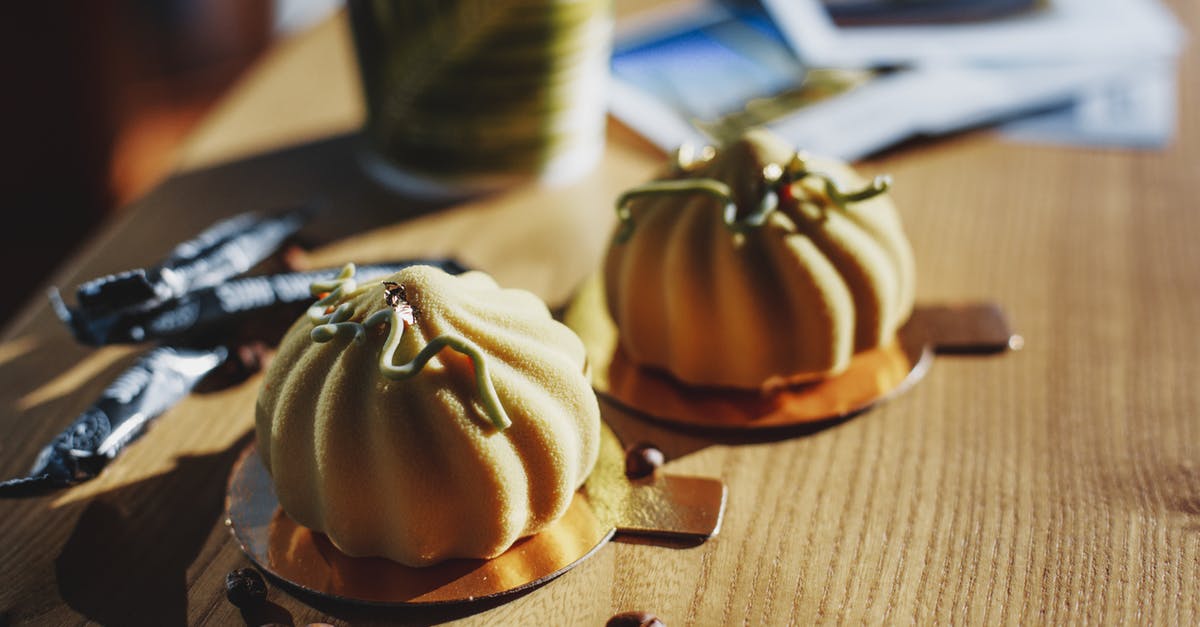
[50,261,467,345]
[0,346,228,496]
[71,207,311,319]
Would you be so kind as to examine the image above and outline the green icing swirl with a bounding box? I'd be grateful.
[613,147,891,244]
[306,264,512,431]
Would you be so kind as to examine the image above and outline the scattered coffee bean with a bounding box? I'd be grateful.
[624,443,665,479]
[607,610,666,627]
[225,567,268,609]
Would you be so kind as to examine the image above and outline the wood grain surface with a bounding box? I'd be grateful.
[2,5,1199,625]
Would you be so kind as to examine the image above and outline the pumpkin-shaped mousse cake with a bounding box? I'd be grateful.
[255,264,600,567]
[604,128,916,389]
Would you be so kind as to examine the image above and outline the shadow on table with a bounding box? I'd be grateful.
[54,432,253,627]
[151,133,458,245]
[44,132,464,299]
[281,586,544,627]
[599,397,858,464]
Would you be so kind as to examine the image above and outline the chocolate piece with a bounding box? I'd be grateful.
[0,346,227,496]
[907,303,1022,354]
[52,260,467,346]
[607,611,666,627]
[74,207,311,318]
[624,443,666,479]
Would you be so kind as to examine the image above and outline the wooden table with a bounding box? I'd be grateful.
[3,6,1199,625]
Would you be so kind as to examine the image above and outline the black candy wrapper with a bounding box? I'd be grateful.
[72,207,311,319]
[52,260,467,346]
[0,346,228,496]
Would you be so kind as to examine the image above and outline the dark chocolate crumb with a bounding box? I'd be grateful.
[624,443,665,479]
[224,567,268,609]
[233,342,273,375]
[206,341,274,388]
[607,610,666,627]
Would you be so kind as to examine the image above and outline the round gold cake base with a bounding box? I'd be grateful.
[225,422,726,606]
[225,446,612,607]
[604,336,930,430]
[563,272,934,430]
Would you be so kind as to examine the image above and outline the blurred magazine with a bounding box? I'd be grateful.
[609,0,1184,158]
[610,3,877,155]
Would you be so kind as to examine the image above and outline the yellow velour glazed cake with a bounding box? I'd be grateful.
[255,264,600,567]
[604,128,916,389]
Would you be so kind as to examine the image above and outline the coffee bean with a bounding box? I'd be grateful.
[624,443,665,479]
[224,567,268,608]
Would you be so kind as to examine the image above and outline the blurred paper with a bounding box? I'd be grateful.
[765,0,1184,67]
[1000,60,1178,148]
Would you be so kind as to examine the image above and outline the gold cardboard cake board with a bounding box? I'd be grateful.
[584,415,726,540]
[563,272,1018,430]
[225,422,725,606]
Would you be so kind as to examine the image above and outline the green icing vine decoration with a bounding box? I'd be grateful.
[614,146,891,244]
[305,264,512,430]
